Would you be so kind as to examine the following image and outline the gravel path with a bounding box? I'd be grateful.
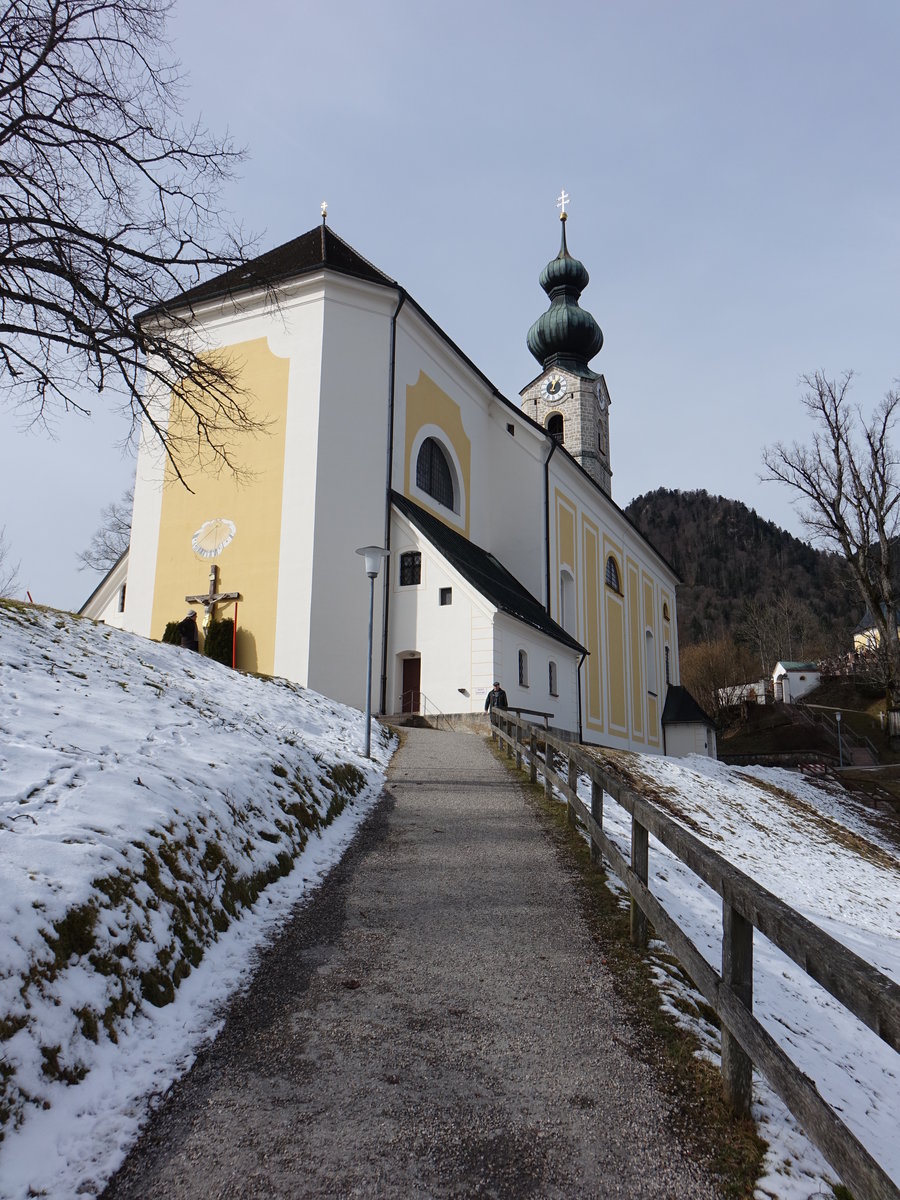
[102,727,724,1199]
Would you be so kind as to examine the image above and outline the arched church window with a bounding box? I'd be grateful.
[646,629,657,696]
[605,555,620,593]
[416,437,455,510]
[547,413,564,445]
[549,660,559,697]
[518,649,529,687]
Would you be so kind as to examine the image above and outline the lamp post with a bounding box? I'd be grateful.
[356,545,389,758]
[836,711,843,768]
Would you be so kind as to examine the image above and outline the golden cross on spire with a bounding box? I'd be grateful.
[556,189,570,219]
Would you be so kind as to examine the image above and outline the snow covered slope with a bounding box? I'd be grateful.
[0,602,393,1198]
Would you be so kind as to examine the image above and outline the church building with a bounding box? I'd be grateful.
[83,206,704,754]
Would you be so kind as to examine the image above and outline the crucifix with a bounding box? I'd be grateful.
[557,188,570,218]
[185,564,241,622]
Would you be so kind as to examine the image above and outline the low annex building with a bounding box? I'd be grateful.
[83,206,706,754]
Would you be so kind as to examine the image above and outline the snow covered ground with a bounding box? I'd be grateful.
[572,750,900,1200]
[0,602,393,1198]
[1,602,897,1199]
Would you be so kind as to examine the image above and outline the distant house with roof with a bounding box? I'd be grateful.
[772,661,820,704]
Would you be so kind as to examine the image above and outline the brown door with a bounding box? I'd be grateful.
[401,658,421,713]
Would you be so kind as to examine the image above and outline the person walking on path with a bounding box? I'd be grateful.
[484,680,508,711]
[103,727,724,1200]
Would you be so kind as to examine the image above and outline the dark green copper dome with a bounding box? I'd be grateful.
[527,216,603,373]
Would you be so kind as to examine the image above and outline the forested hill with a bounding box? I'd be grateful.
[623,488,855,651]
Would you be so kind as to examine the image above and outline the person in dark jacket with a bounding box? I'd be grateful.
[484,681,508,711]
[179,610,199,652]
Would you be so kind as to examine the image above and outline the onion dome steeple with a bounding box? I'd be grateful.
[526,209,603,375]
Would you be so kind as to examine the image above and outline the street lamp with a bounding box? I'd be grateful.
[835,711,843,768]
[356,545,389,758]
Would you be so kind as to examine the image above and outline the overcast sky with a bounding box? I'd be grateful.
[2,0,898,611]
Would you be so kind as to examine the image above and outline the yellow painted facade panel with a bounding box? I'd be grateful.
[603,537,626,733]
[403,371,471,537]
[627,559,644,742]
[150,337,290,676]
[582,517,604,732]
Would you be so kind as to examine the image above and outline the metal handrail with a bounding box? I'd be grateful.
[397,689,452,730]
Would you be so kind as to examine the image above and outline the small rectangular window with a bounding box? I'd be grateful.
[118,584,126,613]
[439,587,452,606]
[506,423,515,436]
[549,660,558,696]
[518,649,529,687]
[399,551,421,586]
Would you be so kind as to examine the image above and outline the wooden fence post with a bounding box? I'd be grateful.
[529,731,537,784]
[515,718,522,770]
[505,717,512,759]
[630,817,649,947]
[722,902,753,1115]
[544,742,553,798]
[567,754,578,827]
[590,778,603,865]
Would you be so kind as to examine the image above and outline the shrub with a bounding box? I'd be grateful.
[161,620,181,646]
[204,618,234,666]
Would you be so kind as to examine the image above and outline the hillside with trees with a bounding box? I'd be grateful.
[624,489,861,716]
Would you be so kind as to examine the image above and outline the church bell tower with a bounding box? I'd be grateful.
[520,201,612,495]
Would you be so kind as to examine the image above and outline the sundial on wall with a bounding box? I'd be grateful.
[191,518,236,559]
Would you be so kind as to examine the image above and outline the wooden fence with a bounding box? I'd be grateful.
[491,711,900,1200]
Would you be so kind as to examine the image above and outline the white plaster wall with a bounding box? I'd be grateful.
[387,510,489,716]
[268,285,326,688]
[120,364,170,637]
[79,554,129,628]
[665,723,717,758]
[493,613,580,735]
[306,278,396,709]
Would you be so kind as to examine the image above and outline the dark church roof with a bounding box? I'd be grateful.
[392,492,586,655]
[661,685,715,727]
[142,224,396,317]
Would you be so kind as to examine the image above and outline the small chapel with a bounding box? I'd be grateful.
[82,201,712,756]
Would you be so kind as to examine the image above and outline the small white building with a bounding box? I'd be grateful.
[772,661,820,704]
[662,686,717,758]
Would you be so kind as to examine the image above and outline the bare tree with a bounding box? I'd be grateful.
[763,372,900,711]
[77,487,132,572]
[0,526,21,597]
[0,0,263,480]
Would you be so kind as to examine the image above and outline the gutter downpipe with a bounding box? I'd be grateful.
[379,288,407,716]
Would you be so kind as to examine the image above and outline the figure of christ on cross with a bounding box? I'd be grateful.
[185,564,241,623]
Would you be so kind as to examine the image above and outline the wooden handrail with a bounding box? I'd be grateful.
[490,710,900,1200]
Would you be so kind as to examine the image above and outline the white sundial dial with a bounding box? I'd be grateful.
[191,518,236,559]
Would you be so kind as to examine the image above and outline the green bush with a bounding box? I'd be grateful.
[161,621,181,646]
[204,617,234,666]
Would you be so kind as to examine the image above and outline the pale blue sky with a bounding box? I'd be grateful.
[2,0,898,609]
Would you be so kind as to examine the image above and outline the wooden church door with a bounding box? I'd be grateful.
[401,658,421,713]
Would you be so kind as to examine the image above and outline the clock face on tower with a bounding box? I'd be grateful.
[544,373,566,398]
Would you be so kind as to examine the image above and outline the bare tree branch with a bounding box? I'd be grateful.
[0,0,263,477]
[76,484,130,572]
[0,525,21,597]
[762,371,900,710]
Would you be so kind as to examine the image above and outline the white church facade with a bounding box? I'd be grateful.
[83,211,702,754]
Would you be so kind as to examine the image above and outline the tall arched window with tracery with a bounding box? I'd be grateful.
[646,630,658,696]
[605,555,620,593]
[416,437,455,510]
